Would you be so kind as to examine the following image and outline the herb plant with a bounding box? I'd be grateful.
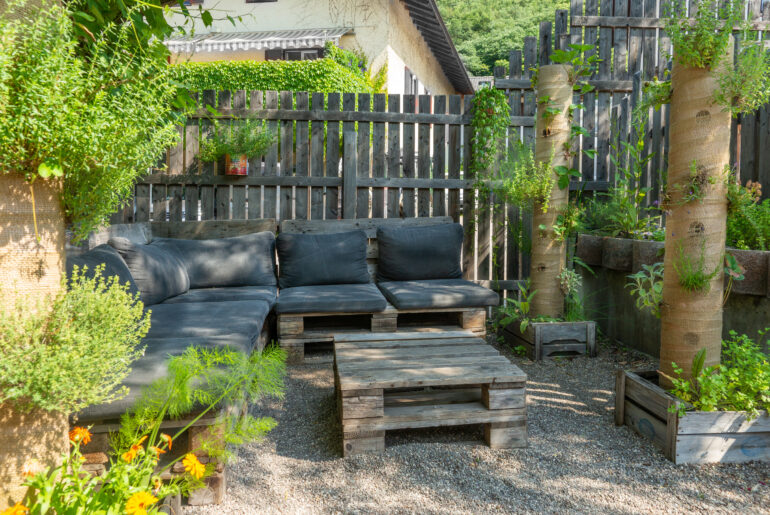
[726,180,770,250]
[493,142,554,212]
[673,241,720,293]
[199,120,275,163]
[626,262,664,318]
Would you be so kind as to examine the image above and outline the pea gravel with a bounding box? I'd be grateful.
[186,340,770,514]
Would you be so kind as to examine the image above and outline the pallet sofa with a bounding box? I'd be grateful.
[275,217,499,362]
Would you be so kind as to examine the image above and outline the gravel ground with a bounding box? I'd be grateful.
[186,339,770,514]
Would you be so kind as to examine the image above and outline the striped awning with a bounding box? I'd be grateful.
[165,27,352,54]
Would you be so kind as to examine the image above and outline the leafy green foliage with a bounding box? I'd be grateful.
[436,0,569,75]
[0,2,180,241]
[558,267,584,321]
[492,142,554,212]
[673,240,720,293]
[668,331,770,418]
[497,277,583,333]
[550,43,600,89]
[498,281,539,334]
[714,38,770,115]
[470,86,511,178]
[626,262,665,318]
[171,58,376,94]
[727,180,770,250]
[199,120,275,162]
[663,0,742,69]
[323,41,388,93]
[0,266,150,414]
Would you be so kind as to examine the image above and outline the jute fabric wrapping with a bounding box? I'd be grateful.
[531,64,572,318]
[0,174,65,310]
[0,405,69,507]
[0,174,67,508]
[660,42,733,385]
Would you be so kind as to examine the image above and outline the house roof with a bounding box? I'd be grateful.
[401,0,473,94]
[165,28,351,54]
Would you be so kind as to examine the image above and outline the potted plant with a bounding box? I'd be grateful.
[199,119,274,176]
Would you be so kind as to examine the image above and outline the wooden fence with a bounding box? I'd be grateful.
[118,0,770,289]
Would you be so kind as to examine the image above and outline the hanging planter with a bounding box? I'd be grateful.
[224,154,249,176]
[199,119,274,177]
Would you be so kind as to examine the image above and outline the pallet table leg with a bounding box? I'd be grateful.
[341,389,384,419]
[371,313,397,332]
[460,309,486,335]
[484,420,527,449]
[343,430,385,456]
[280,341,304,364]
[277,315,303,337]
[482,382,526,410]
[187,469,226,505]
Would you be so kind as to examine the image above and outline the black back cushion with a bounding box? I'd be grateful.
[152,232,277,289]
[108,237,189,305]
[376,223,464,282]
[66,244,140,297]
[277,230,369,288]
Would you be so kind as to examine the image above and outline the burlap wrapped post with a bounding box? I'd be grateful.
[659,41,733,386]
[531,64,573,318]
[0,173,68,507]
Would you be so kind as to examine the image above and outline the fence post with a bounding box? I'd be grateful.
[343,131,357,219]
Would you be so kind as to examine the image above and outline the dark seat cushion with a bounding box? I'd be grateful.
[109,237,189,305]
[277,230,369,289]
[162,286,278,309]
[66,244,139,297]
[75,334,255,422]
[377,224,464,282]
[151,232,277,289]
[146,300,270,342]
[377,279,499,310]
[276,283,387,314]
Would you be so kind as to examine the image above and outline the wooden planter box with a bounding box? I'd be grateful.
[503,321,596,360]
[616,369,770,464]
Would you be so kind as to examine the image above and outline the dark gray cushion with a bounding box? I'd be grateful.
[376,224,464,282]
[377,279,499,309]
[162,286,278,309]
[108,237,189,305]
[276,283,387,314]
[152,232,277,289]
[146,300,270,342]
[75,334,255,422]
[277,230,369,289]
[66,244,139,297]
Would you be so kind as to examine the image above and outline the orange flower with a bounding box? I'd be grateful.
[121,435,149,463]
[149,446,166,455]
[1,503,27,515]
[182,453,205,479]
[159,433,172,450]
[21,459,44,479]
[124,491,158,515]
[68,427,91,446]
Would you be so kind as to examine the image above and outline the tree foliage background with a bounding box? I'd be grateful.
[436,0,569,76]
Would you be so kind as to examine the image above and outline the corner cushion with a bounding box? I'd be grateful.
[377,279,499,310]
[162,286,278,309]
[66,244,139,297]
[146,300,271,342]
[276,283,387,314]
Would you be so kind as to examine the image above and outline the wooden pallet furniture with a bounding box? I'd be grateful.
[503,321,596,360]
[616,369,770,464]
[333,331,528,456]
[278,217,490,363]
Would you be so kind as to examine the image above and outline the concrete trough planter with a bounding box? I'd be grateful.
[576,234,604,266]
[727,248,769,296]
[503,320,596,360]
[615,369,770,464]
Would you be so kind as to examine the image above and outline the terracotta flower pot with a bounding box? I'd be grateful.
[224,154,248,176]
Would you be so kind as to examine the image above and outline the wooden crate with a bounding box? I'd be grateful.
[616,369,770,464]
[503,320,596,360]
[333,331,527,456]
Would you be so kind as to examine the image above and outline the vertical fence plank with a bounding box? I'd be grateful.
[342,93,357,219]
[184,92,199,175]
[310,92,325,220]
[522,37,537,148]
[387,94,401,218]
[462,95,476,280]
[432,95,447,217]
[372,94,386,218]
[152,184,166,222]
[295,92,310,220]
[231,90,247,219]
[507,49,523,281]
[402,94,417,217]
[135,184,150,222]
[248,91,264,220]
[168,184,183,221]
[326,93,341,219]
[343,131,357,219]
[539,21,553,65]
[263,91,279,220]
[213,90,231,220]
[417,95,432,217]
[448,94,462,222]
[168,126,184,175]
[357,93,371,218]
[555,9,569,51]
[629,1,643,76]
[613,0,630,80]
[280,91,294,221]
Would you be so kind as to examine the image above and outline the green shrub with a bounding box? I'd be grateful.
[171,58,375,95]
[727,180,770,250]
[0,266,150,414]
[668,331,770,418]
[199,120,275,162]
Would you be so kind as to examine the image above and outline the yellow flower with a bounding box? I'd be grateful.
[182,453,206,479]
[68,427,92,446]
[1,503,27,515]
[121,435,149,463]
[124,491,158,515]
[159,433,172,450]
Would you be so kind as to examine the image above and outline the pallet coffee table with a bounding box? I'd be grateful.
[333,331,528,456]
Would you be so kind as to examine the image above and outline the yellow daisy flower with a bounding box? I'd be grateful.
[125,491,158,515]
[182,453,206,479]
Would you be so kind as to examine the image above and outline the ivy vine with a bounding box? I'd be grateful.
[470,86,511,180]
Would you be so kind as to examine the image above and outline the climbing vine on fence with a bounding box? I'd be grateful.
[470,86,511,180]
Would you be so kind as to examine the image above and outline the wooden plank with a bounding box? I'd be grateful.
[539,21,552,65]
[168,184,183,222]
[337,355,511,374]
[264,91,279,220]
[339,364,527,390]
[139,173,472,189]
[185,184,199,221]
[215,90,232,176]
[343,403,526,431]
[447,95,462,222]
[356,93,371,219]
[675,432,770,464]
[168,124,185,175]
[341,389,383,419]
[231,185,246,220]
[624,399,668,448]
[613,0,630,80]
[279,90,294,221]
[199,184,214,220]
[247,91,264,220]
[372,94,386,218]
[215,184,230,220]
[152,184,166,222]
[184,92,199,174]
[402,94,417,217]
[494,78,633,92]
[334,337,487,351]
[342,130,357,219]
[333,329,474,342]
[152,219,277,239]
[384,388,481,407]
[462,95,475,280]
[386,94,401,218]
[294,92,310,220]
[615,369,626,426]
[571,16,770,30]
[335,344,499,362]
[326,93,341,220]
[417,95,432,217]
[555,9,569,51]
[624,371,673,421]
[281,215,453,235]
[678,412,770,435]
[310,92,325,220]
[432,95,447,216]
[628,0,643,76]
